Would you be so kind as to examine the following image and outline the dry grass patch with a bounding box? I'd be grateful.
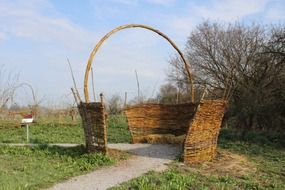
[107,148,129,161]
[133,134,185,144]
[180,149,256,178]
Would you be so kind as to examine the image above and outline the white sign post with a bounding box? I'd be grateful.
[21,115,34,143]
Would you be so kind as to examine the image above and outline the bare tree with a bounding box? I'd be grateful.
[156,83,182,104]
[0,65,19,108]
[170,22,266,97]
[168,21,285,130]
[106,94,123,115]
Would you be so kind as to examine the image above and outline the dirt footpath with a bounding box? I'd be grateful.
[48,143,181,190]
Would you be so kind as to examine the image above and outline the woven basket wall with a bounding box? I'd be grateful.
[78,102,107,153]
[124,103,197,143]
[183,100,227,164]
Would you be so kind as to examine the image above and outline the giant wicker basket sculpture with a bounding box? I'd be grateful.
[78,24,227,164]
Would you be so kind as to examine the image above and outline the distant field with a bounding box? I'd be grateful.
[0,115,131,144]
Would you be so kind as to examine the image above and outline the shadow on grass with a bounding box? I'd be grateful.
[218,128,285,166]
[219,128,285,149]
[30,138,52,144]
[30,144,88,158]
[112,144,183,159]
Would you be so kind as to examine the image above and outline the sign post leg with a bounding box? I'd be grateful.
[26,124,29,143]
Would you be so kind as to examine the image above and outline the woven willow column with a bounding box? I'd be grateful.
[78,95,107,153]
[183,100,227,164]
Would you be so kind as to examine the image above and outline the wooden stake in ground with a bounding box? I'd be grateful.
[135,70,140,102]
[71,88,79,105]
[124,92,127,107]
[67,58,82,102]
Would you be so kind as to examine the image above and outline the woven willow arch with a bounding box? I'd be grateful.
[78,24,227,163]
[83,24,194,103]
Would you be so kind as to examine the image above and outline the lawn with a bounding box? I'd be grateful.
[1,115,284,190]
[110,130,285,190]
[0,115,131,190]
[0,145,127,190]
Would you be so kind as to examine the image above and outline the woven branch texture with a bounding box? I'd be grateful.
[124,103,197,143]
[124,100,226,164]
[78,102,107,153]
[78,100,226,164]
[184,100,227,164]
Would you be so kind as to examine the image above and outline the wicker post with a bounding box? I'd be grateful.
[78,101,107,153]
[100,93,108,154]
[183,100,227,164]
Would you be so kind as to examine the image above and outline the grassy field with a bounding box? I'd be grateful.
[110,130,285,190]
[0,115,131,144]
[0,115,130,190]
[1,114,284,190]
[0,145,128,190]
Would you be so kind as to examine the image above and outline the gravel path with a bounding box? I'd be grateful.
[48,143,181,190]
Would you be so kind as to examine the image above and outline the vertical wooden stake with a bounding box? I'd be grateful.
[100,93,104,104]
[71,88,79,105]
[100,93,108,153]
[26,124,29,143]
[135,70,140,102]
[124,92,127,107]
[67,58,82,102]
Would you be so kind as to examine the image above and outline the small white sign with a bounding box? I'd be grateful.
[21,115,33,143]
[21,118,34,124]
[21,115,34,124]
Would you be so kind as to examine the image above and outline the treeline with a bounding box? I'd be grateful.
[164,21,285,132]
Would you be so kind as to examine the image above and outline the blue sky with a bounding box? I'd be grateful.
[0,0,284,107]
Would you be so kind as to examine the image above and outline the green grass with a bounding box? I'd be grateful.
[0,115,130,190]
[0,123,84,144]
[110,129,285,190]
[1,117,284,190]
[0,115,131,144]
[107,115,131,143]
[0,145,115,190]
[219,128,285,148]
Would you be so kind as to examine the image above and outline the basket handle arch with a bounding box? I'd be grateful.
[84,24,195,103]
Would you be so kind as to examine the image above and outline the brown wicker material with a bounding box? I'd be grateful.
[123,100,227,164]
[124,103,197,143]
[184,100,227,164]
[78,102,107,153]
